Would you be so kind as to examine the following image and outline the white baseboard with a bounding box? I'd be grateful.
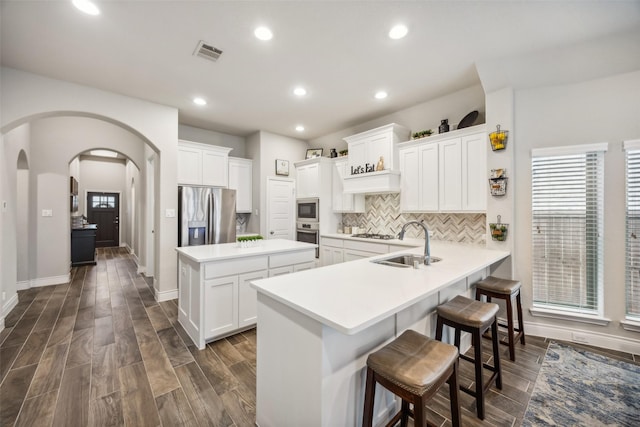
[30,274,70,288]
[526,321,640,355]
[15,274,70,290]
[155,288,178,302]
[1,292,19,329]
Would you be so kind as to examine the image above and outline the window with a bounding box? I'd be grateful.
[625,140,640,320]
[531,143,606,316]
[91,195,116,208]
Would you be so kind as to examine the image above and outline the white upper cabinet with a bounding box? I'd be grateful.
[461,133,487,211]
[178,140,232,187]
[296,162,320,199]
[438,138,463,211]
[332,158,365,213]
[398,125,486,213]
[228,157,253,213]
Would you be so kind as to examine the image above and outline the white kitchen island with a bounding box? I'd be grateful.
[176,239,316,349]
[251,241,510,427]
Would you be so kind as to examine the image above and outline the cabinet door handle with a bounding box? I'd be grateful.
[270,231,274,235]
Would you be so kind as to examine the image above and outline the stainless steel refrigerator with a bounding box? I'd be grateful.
[178,186,237,247]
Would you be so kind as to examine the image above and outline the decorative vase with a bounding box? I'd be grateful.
[439,119,449,134]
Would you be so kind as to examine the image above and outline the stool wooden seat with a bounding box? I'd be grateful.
[436,295,502,420]
[362,329,461,427]
[475,276,525,361]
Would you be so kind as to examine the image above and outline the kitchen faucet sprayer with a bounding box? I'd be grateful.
[398,220,431,265]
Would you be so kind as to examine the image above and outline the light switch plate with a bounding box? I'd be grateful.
[165,209,176,218]
[42,209,53,217]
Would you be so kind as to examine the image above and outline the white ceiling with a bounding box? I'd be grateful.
[2,1,639,140]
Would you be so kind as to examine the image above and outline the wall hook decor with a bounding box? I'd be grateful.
[489,215,508,242]
[489,168,508,196]
[489,125,509,151]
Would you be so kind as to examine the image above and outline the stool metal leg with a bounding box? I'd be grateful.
[506,293,516,361]
[516,292,525,345]
[473,327,485,419]
[449,360,461,427]
[491,318,502,390]
[362,367,375,427]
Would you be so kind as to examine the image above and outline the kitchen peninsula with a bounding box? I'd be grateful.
[251,241,510,427]
[176,239,316,349]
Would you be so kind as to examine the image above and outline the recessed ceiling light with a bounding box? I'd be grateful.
[193,97,207,106]
[254,27,273,41]
[388,24,408,40]
[72,0,100,16]
[375,91,388,100]
[293,87,307,96]
[295,125,305,132]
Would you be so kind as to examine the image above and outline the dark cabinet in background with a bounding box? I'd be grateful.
[71,225,97,266]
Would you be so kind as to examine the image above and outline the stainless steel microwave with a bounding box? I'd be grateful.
[296,198,319,222]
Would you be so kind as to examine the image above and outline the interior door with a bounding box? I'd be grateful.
[87,192,120,247]
[266,177,295,240]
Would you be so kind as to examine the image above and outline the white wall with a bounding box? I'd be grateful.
[514,70,640,349]
[178,124,246,157]
[1,68,178,300]
[1,123,30,322]
[310,84,485,153]
[245,131,308,236]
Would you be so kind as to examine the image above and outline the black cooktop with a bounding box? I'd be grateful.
[351,233,395,240]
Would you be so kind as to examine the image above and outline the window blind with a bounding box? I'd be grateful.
[625,145,640,319]
[531,150,604,314]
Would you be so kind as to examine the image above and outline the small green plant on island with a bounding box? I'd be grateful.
[237,235,264,242]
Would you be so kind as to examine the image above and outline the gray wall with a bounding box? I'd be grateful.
[178,124,246,157]
[310,84,485,153]
[514,69,640,344]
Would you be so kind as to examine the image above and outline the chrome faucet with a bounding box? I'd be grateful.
[398,220,431,265]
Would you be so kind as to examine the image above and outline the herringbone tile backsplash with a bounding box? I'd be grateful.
[342,194,486,245]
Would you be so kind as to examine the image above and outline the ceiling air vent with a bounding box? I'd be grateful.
[193,40,223,62]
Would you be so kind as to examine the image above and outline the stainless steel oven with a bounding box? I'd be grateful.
[296,221,319,258]
[296,198,319,222]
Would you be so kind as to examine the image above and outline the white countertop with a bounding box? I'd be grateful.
[251,241,509,335]
[175,239,317,263]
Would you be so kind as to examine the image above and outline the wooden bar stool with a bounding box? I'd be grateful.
[475,276,525,361]
[362,329,461,427]
[436,295,502,420]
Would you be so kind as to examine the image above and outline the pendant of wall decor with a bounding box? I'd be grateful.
[489,125,509,151]
[489,215,508,242]
[489,168,508,196]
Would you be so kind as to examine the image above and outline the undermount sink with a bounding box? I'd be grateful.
[372,253,442,268]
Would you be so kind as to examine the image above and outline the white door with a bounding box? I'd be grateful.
[266,177,295,240]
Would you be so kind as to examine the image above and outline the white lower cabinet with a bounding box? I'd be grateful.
[238,270,268,328]
[204,276,239,339]
[178,248,316,349]
[269,265,294,277]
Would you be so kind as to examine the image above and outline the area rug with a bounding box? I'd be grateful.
[523,342,640,426]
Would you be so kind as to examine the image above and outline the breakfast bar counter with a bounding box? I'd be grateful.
[251,241,510,427]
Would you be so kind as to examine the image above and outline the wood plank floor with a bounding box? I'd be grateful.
[1,247,637,426]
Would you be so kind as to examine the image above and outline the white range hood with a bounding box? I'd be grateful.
[341,123,410,194]
[342,170,400,194]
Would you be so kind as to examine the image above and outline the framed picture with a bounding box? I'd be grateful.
[275,159,289,176]
[305,148,323,159]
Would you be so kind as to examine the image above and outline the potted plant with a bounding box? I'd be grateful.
[237,234,264,247]
[412,129,434,140]
[338,149,348,157]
